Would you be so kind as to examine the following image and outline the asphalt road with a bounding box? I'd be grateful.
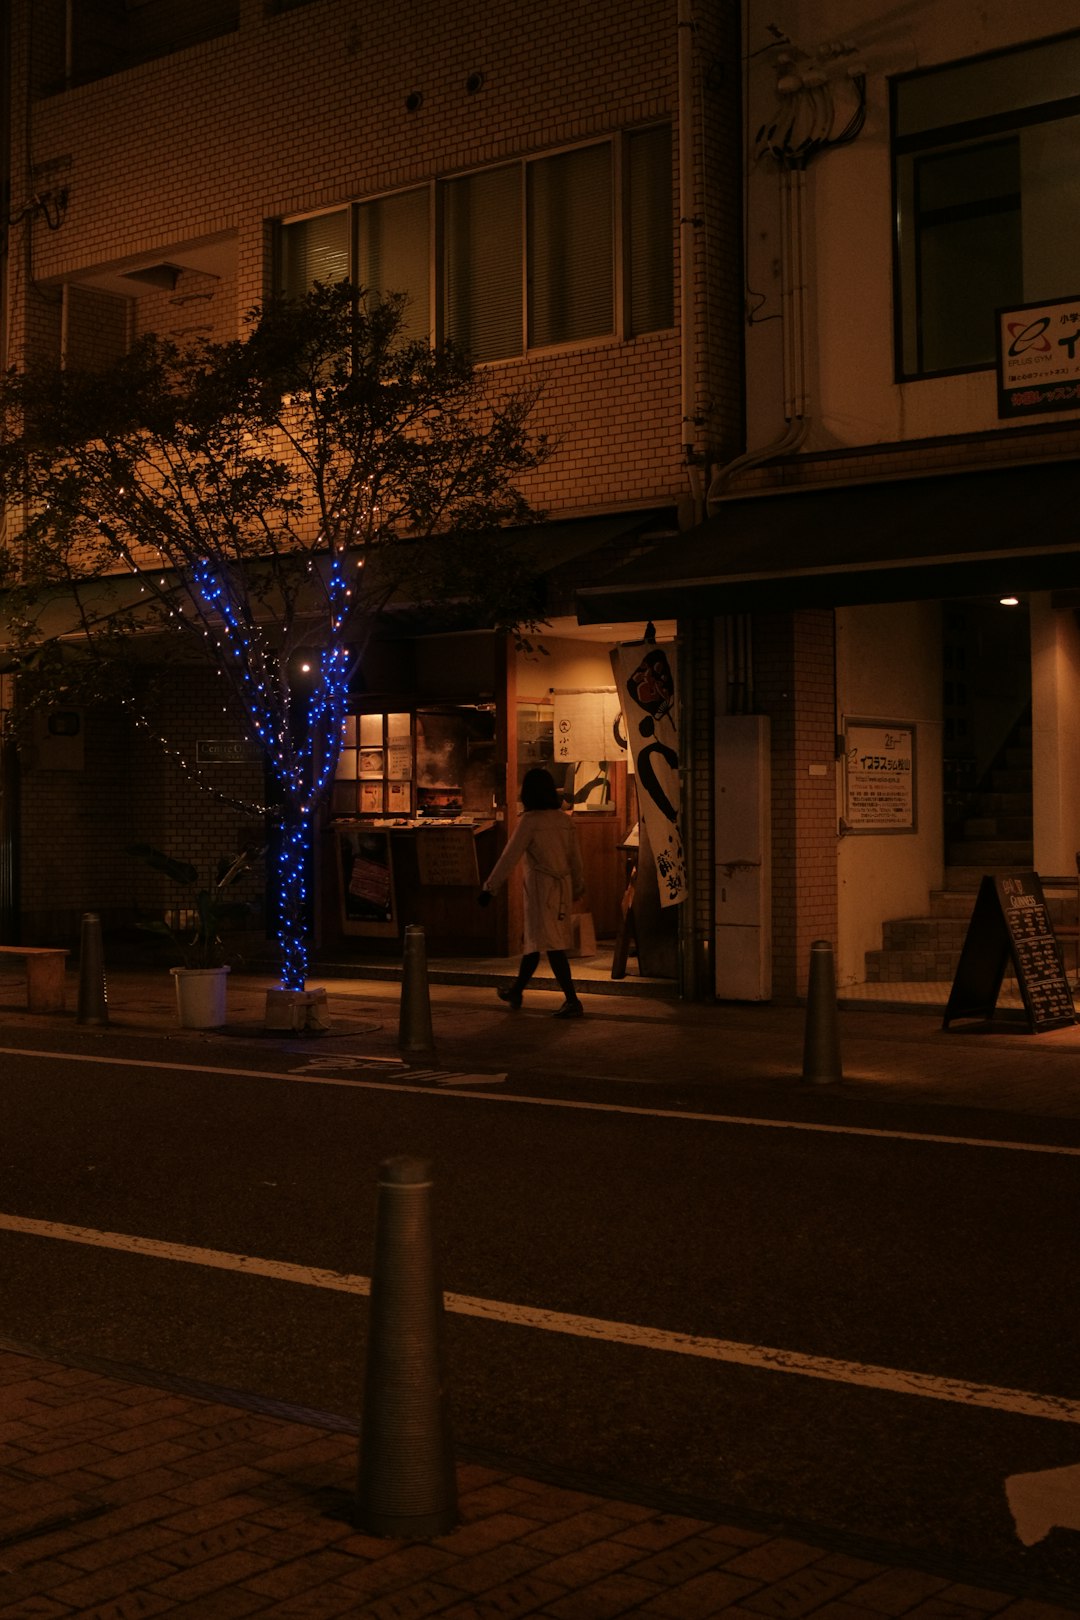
[2,1026,1079,1599]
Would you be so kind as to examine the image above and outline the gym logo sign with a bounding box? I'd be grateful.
[997,294,1080,418]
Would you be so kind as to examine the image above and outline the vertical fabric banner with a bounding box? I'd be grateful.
[611,641,685,906]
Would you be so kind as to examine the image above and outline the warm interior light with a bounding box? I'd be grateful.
[999,595,1020,607]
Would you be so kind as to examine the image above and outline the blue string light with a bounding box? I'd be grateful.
[187,555,354,991]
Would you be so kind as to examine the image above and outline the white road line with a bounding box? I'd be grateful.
[2,1211,1078,1426]
[2,1043,1079,1156]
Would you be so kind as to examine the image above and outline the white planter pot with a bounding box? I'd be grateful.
[170,965,230,1029]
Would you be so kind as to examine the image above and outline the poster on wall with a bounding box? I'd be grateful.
[611,641,685,907]
[338,827,397,936]
[843,720,916,833]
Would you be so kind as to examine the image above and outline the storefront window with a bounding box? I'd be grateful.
[332,705,497,821]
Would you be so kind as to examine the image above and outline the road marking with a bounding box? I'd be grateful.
[2,1043,1080,1156]
[1005,1461,1080,1544]
[2,1210,1079,1426]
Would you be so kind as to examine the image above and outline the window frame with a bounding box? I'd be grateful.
[891,28,1080,382]
[276,124,673,363]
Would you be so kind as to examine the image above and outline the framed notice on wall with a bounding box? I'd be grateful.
[842,719,916,834]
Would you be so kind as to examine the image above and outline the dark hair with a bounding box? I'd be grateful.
[520,767,561,812]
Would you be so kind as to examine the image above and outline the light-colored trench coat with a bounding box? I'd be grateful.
[483,808,585,953]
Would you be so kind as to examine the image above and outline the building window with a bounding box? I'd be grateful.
[526,145,613,349]
[277,126,672,360]
[893,31,1080,378]
[357,189,431,343]
[443,166,523,361]
[280,210,351,300]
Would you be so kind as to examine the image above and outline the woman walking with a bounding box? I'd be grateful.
[478,767,586,1017]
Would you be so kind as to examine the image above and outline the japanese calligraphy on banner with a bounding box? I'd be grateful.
[843,720,916,833]
[996,295,1080,418]
[611,642,686,907]
[552,688,626,765]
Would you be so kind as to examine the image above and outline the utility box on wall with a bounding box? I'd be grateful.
[715,714,771,1000]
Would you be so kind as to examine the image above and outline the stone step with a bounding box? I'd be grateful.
[961,816,1033,840]
[882,917,970,950]
[929,890,980,918]
[991,766,1032,792]
[945,839,1033,867]
[975,792,1032,816]
[865,946,966,983]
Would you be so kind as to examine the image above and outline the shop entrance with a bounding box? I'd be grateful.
[942,601,1032,880]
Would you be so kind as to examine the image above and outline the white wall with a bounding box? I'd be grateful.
[835,601,943,984]
[1030,594,1080,877]
[515,636,617,704]
[744,0,1080,453]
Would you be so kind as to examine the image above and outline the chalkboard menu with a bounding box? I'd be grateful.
[943,872,1076,1033]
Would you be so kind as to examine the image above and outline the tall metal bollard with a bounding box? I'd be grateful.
[398,924,436,1061]
[356,1155,457,1538]
[802,938,841,1084]
[76,912,109,1026]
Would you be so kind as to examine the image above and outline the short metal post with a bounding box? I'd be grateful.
[802,938,841,1084]
[398,924,435,1061]
[356,1155,457,1538]
[76,912,109,1026]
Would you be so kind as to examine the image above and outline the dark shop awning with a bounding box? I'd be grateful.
[576,460,1080,622]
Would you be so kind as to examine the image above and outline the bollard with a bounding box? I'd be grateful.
[398,924,436,1061]
[802,938,841,1084]
[76,912,109,1026]
[356,1155,457,1538]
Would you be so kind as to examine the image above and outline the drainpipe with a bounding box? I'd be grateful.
[677,0,702,513]
[706,160,809,513]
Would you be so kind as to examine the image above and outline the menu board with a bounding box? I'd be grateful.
[943,872,1076,1033]
[416,827,479,886]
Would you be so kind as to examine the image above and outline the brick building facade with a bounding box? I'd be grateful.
[1,0,758,990]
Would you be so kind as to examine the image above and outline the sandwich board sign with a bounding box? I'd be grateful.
[943,873,1075,1033]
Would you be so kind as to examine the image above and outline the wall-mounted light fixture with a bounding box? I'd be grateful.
[999,595,1021,607]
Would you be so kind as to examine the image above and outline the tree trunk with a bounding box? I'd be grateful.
[274,805,313,991]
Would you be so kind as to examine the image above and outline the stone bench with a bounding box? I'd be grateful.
[0,946,69,1012]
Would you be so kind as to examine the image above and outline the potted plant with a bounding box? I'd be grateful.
[128,843,261,1028]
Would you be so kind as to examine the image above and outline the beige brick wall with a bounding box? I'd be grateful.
[754,608,838,998]
[19,670,265,948]
[10,0,743,519]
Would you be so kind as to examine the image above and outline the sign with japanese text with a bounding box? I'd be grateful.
[611,641,685,907]
[843,721,916,833]
[551,688,626,764]
[996,295,1080,418]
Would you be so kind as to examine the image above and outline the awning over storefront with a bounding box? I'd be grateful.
[576,460,1080,622]
[0,509,668,668]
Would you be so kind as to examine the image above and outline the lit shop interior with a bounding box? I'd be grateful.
[317,618,677,978]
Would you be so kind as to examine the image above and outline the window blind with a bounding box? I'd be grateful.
[280,210,350,298]
[527,144,613,347]
[357,188,430,342]
[443,166,523,361]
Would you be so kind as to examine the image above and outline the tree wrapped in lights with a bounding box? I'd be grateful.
[0,283,547,989]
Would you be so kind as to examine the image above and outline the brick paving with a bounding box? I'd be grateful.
[2,1349,1077,1620]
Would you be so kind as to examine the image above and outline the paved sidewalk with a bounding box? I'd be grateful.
[3,1345,1078,1620]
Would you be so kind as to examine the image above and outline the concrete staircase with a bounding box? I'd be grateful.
[865,738,1040,984]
